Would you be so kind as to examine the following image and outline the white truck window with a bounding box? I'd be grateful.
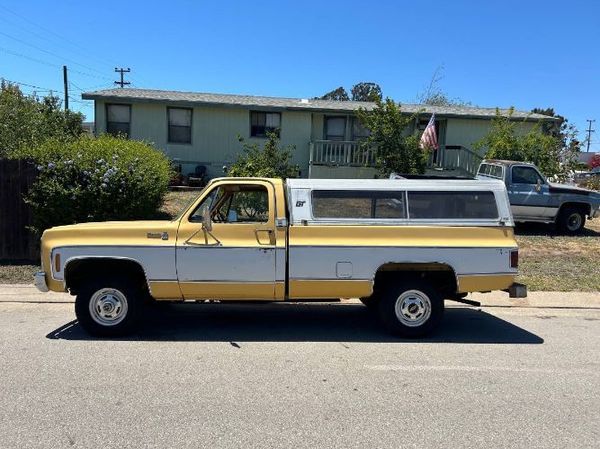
[312,190,407,219]
[408,191,498,219]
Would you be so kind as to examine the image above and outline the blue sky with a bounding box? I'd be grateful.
[1,0,598,151]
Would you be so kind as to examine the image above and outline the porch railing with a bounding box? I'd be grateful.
[309,140,376,166]
[437,145,484,177]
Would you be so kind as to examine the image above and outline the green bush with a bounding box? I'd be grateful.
[21,135,172,233]
[227,132,299,178]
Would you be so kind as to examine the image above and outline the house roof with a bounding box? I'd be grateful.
[82,88,557,121]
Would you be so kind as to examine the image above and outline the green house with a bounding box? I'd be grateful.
[82,88,553,179]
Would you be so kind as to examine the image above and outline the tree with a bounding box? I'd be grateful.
[351,82,382,102]
[357,98,427,176]
[531,107,581,171]
[227,132,299,178]
[474,108,579,180]
[317,86,349,101]
[0,81,84,157]
[417,66,472,106]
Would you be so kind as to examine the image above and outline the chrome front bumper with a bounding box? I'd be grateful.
[34,271,49,293]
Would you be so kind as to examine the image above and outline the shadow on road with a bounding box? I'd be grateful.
[46,303,543,344]
[515,222,600,237]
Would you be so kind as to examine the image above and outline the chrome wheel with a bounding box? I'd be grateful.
[567,213,582,231]
[89,288,128,326]
[394,289,432,327]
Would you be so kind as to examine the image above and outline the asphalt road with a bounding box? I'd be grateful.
[1,301,599,448]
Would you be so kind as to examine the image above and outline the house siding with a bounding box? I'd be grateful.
[95,101,313,178]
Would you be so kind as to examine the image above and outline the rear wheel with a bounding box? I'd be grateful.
[557,206,586,234]
[377,281,444,338]
[75,277,141,337]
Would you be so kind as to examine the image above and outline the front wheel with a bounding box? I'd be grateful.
[75,278,141,337]
[377,281,444,338]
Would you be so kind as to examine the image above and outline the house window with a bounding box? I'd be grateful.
[106,104,131,137]
[250,111,281,137]
[324,116,346,141]
[168,107,192,144]
[351,117,370,140]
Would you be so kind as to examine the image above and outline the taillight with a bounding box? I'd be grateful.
[510,250,518,269]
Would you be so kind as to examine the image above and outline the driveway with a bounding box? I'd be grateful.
[0,294,599,448]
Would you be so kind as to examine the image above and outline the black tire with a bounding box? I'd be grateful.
[557,206,586,235]
[359,295,379,309]
[75,277,141,337]
[377,280,444,338]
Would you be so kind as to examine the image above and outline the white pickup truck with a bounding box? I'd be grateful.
[35,177,525,338]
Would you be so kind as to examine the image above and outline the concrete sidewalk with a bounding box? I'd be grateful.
[1,283,599,308]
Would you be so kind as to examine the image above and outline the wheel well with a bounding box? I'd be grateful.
[559,202,591,217]
[64,258,148,295]
[373,263,458,298]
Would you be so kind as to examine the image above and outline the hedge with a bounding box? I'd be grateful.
[20,135,172,233]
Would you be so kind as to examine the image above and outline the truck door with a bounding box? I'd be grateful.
[509,165,554,220]
[175,180,280,300]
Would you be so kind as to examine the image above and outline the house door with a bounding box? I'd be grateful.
[175,181,279,300]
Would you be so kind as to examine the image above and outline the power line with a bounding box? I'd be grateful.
[0,77,59,92]
[0,30,112,80]
[0,4,118,69]
[0,46,112,81]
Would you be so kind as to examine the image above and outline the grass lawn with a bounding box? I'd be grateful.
[1,189,598,291]
[515,219,600,292]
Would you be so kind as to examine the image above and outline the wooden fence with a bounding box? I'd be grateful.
[0,159,39,260]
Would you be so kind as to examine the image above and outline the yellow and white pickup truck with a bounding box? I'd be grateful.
[35,177,526,337]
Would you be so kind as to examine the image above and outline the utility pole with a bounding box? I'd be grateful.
[114,67,131,88]
[585,119,595,152]
[63,65,69,110]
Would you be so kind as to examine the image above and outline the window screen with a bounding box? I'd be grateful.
[312,190,406,219]
[106,104,131,137]
[251,112,281,137]
[408,191,498,219]
[325,116,346,141]
[168,108,192,144]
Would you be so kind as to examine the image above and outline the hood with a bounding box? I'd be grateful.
[547,182,596,196]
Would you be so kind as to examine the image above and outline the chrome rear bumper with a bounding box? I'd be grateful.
[34,271,49,293]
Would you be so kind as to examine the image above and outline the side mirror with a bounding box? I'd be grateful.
[202,212,212,232]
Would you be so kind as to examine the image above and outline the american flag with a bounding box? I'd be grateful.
[419,113,438,151]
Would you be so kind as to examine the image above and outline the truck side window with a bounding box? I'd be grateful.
[213,186,269,223]
[408,191,498,219]
[190,185,269,224]
[312,190,407,219]
[512,166,543,185]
